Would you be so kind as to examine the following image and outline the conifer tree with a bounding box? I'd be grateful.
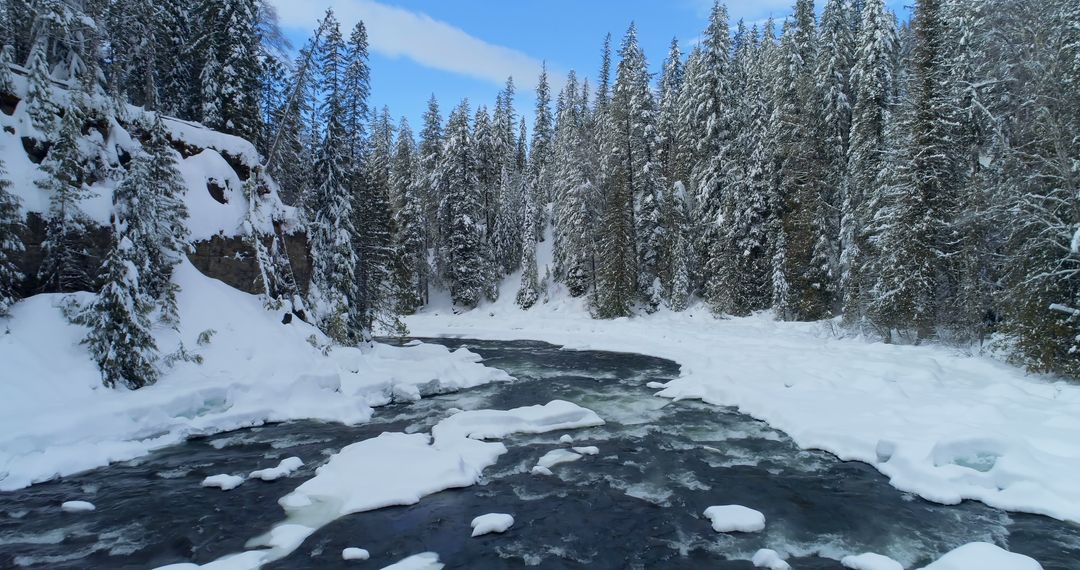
[0,159,22,316]
[516,183,540,309]
[305,12,360,343]
[391,117,426,313]
[38,100,92,293]
[438,100,487,308]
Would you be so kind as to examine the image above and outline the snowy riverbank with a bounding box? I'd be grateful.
[406,275,1080,525]
[0,261,510,491]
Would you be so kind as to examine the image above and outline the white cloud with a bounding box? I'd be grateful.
[268,0,551,90]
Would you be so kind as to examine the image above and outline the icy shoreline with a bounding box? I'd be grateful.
[405,295,1080,525]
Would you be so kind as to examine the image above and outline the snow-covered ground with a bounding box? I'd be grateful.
[0,260,510,491]
[405,236,1080,526]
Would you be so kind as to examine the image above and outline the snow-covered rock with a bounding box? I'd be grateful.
[530,466,553,476]
[572,446,599,455]
[843,552,904,570]
[470,513,514,537]
[201,474,244,491]
[342,547,370,561]
[559,434,574,444]
[249,457,303,481]
[703,505,766,533]
[60,500,95,513]
[379,552,443,570]
[921,542,1042,570]
[752,549,791,570]
[536,449,582,469]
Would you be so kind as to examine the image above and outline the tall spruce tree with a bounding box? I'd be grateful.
[439,100,487,308]
[0,158,22,316]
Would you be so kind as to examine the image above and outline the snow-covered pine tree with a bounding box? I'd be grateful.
[657,38,685,187]
[529,64,554,233]
[772,0,835,321]
[418,95,443,255]
[688,2,736,312]
[816,0,855,312]
[551,70,594,298]
[0,158,23,316]
[391,117,426,313]
[0,43,14,95]
[126,114,190,322]
[37,97,92,294]
[516,181,540,309]
[998,0,1080,375]
[356,105,397,333]
[25,38,59,137]
[596,23,663,317]
[439,100,487,308]
[868,0,960,339]
[305,12,360,343]
[472,105,500,300]
[343,21,371,161]
[196,0,262,142]
[80,234,159,389]
[842,0,897,325]
[80,139,167,390]
[492,165,523,276]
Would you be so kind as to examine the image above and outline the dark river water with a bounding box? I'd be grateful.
[1,339,1078,569]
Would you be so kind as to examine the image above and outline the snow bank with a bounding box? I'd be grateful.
[0,261,511,491]
[342,547,370,561]
[843,552,904,570]
[380,552,443,570]
[470,513,514,537]
[752,549,791,570]
[201,474,244,491]
[0,73,296,239]
[60,500,95,513]
[703,505,766,533]
[249,457,303,481]
[407,275,1080,523]
[921,542,1042,569]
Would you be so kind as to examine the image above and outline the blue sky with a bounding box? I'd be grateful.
[268,0,909,134]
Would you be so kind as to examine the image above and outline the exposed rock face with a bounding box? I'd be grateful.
[15,213,311,299]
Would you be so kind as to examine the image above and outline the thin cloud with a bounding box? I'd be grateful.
[269,0,553,90]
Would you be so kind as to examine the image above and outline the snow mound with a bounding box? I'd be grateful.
[60,500,95,513]
[249,457,303,481]
[921,542,1042,570]
[572,445,599,455]
[559,434,574,444]
[201,474,244,491]
[843,552,904,570]
[536,449,582,469]
[342,547,370,561]
[752,549,791,570]
[703,505,766,533]
[380,552,443,570]
[470,513,514,537]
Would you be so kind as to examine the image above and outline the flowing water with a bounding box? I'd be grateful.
[1,339,1078,569]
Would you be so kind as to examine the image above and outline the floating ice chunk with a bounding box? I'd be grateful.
[921,542,1042,570]
[843,552,903,570]
[250,457,303,481]
[342,547,370,561]
[201,474,244,491]
[703,505,766,533]
[559,434,574,444]
[572,446,599,455]
[60,500,95,513]
[470,513,514,537]
[752,549,791,570]
[432,400,604,443]
[379,552,443,570]
[531,466,553,476]
[537,449,582,469]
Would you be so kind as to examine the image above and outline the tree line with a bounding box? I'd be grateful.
[0,0,1078,385]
